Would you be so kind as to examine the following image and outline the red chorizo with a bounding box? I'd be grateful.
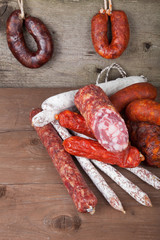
[55,110,95,138]
[125,99,160,125]
[127,121,160,168]
[109,82,157,112]
[91,10,130,59]
[30,108,97,213]
[74,84,129,152]
[7,10,53,68]
[63,136,144,168]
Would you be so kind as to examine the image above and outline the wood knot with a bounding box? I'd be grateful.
[44,215,81,232]
[143,42,152,52]
[30,138,40,146]
[0,186,6,198]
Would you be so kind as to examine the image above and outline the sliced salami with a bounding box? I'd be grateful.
[74,84,129,152]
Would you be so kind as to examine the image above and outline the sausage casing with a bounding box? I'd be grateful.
[109,82,157,112]
[7,10,53,68]
[74,84,129,152]
[63,136,144,168]
[30,108,97,213]
[91,11,130,59]
[125,99,160,125]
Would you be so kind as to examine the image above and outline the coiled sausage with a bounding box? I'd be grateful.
[125,99,160,125]
[109,82,157,112]
[7,10,53,68]
[91,10,130,59]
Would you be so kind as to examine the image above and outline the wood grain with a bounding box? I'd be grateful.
[0,0,160,88]
[0,88,160,240]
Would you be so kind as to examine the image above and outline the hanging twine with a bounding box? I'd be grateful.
[18,0,25,19]
[96,63,127,85]
[103,0,112,15]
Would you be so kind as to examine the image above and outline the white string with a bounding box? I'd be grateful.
[18,0,25,19]
[104,0,107,10]
[96,63,127,85]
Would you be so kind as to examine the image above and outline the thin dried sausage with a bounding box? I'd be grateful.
[91,11,130,59]
[63,136,144,168]
[30,108,97,213]
[55,110,95,138]
[109,82,157,112]
[125,99,160,125]
[7,10,53,68]
[74,84,129,152]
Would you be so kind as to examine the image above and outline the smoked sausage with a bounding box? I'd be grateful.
[127,121,160,168]
[91,11,130,59]
[109,82,157,112]
[125,99,160,125]
[7,10,53,68]
[30,108,97,213]
[55,110,95,138]
[74,84,129,152]
[63,136,144,168]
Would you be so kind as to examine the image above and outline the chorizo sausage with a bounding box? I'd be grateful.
[109,82,157,112]
[63,136,144,168]
[91,11,130,59]
[74,84,129,152]
[127,121,160,168]
[30,108,97,213]
[125,99,160,125]
[55,110,95,138]
[7,10,53,68]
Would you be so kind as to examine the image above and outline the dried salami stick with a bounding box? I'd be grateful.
[92,160,152,207]
[52,121,125,213]
[72,131,152,207]
[126,167,160,190]
[30,108,97,214]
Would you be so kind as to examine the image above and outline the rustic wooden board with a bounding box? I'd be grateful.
[0,0,160,88]
[0,88,160,240]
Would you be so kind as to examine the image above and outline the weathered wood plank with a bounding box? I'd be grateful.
[0,0,159,87]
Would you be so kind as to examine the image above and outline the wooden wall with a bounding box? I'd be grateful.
[0,0,160,88]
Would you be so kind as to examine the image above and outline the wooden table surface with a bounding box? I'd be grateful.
[0,88,160,240]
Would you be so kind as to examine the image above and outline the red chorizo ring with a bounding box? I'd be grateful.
[30,108,97,213]
[109,82,157,112]
[91,11,130,59]
[75,84,129,153]
[125,99,160,125]
[7,10,53,68]
[63,136,144,168]
[55,110,95,139]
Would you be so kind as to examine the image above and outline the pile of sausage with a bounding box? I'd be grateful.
[30,82,160,213]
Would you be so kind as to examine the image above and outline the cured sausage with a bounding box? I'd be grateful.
[127,121,160,168]
[53,121,125,213]
[30,108,97,213]
[109,82,157,112]
[55,110,95,138]
[63,136,144,168]
[91,10,130,59]
[125,99,160,125]
[7,10,53,68]
[74,84,129,152]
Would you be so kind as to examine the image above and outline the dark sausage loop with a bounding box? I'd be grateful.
[7,10,53,68]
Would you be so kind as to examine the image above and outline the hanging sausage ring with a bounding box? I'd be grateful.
[91,0,130,59]
[6,0,53,68]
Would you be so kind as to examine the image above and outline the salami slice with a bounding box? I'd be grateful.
[74,84,129,152]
